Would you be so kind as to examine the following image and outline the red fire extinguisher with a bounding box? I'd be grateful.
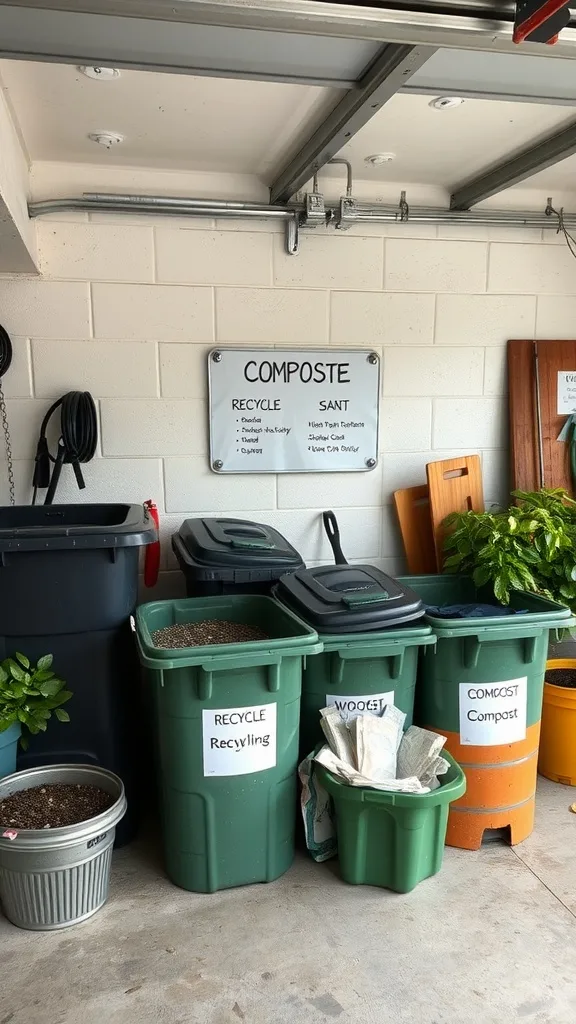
[144,499,160,588]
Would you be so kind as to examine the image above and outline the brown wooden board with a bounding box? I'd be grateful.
[508,339,540,493]
[426,455,484,567]
[508,339,576,494]
[393,484,437,574]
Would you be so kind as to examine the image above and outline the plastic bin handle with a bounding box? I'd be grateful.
[448,629,546,670]
[342,590,390,606]
[433,623,548,642]
[200,652,281,673]
[335,635,436,660]
[198,656,284,697]
[230,537,274,549]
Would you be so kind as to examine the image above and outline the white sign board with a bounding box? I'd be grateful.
[208,348,380,473]
[458,678,527,746]
[557,371,576,414]
[326,690,395,722]
[202,703,277,776]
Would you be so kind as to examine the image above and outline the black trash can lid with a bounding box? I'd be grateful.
[174,517,304,570]
[274,564,425,633]
[0,503,157,551]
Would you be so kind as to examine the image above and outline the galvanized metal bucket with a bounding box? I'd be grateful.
[0,764,127,931]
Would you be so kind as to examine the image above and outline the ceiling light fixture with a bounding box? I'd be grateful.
[79,66,121,81]
[88,131,124,148]
[364,153,396,165]
[429,96,465,110]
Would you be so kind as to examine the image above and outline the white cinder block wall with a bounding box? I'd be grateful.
[0,213,573,596]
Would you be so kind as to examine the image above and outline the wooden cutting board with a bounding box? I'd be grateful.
[393,484,437,574]
[426,455,484,568]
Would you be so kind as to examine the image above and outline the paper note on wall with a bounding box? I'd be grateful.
[557,371,576,415]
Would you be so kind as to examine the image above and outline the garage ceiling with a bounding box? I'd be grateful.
[2,58,576,198]
[0,60,337,175]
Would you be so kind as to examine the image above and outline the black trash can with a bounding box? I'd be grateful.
[172,517,304,597]
[0,503,156,844]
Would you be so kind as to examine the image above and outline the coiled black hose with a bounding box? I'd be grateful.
[0,324,14,505]
[0,324,13,378]
[32,391,98,505]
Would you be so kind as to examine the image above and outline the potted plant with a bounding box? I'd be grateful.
[443,488,576,612]
[0,653,72,779]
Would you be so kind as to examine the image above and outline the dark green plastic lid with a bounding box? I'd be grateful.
[274,565,425,633]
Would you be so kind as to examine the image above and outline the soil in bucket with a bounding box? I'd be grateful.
[0,783,113,829]
[545,668,576,688]
[152,619,269,648]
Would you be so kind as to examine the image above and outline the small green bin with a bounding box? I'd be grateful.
[316,752,465,892]
[135,595,321,893]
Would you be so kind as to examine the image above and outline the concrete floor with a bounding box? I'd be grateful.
[1,778,576,1024]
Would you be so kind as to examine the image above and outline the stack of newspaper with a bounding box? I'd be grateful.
[315,703,449,794]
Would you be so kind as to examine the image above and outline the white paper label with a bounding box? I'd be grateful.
[557,371,576,414]
[459,678,527,746]
[202,703,277,777]
[325,690,395,722]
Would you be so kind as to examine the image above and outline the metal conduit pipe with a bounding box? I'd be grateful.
[84,193,291,212]
[27,194,576,229]
[29,198,293,219]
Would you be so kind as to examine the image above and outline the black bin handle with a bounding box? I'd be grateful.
[322,510,348,565]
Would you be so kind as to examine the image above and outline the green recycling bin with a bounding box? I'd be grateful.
[135,595,321,892]
[399,574,574,850]
[273,565,435,753]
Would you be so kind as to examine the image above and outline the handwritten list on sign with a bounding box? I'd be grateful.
[208,348,380,473]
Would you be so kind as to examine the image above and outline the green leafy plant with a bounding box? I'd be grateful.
[443,488,576,610]
[0,653,72,749]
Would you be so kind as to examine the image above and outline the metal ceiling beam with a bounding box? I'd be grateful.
[270,43,434,204]
[4,0,576,59]
[451,121,576,209]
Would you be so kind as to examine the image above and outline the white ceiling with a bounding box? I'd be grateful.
[0,60,337,176]
[329,95,576,189]
[1,58,576,195]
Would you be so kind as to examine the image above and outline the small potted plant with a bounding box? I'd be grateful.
[0,653,72,779]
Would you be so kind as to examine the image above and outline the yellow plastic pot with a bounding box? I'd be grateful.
[539,658,576,786]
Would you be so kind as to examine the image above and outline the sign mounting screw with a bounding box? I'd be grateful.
[212,351,222,362]
[368,353,378,365]
[213,460,223,471]
[365,457,377,468]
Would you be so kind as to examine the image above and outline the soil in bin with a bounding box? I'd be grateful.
[152,619,269,649]
[545,668,576,689]
[0,784,113,830]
